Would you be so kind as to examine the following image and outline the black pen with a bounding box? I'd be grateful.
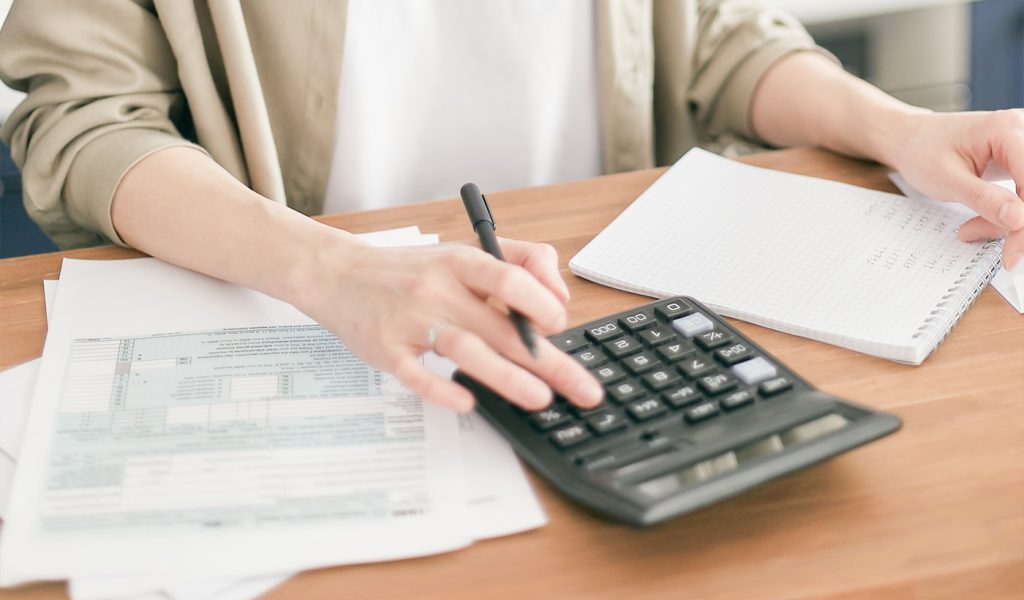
[460,183,538,357]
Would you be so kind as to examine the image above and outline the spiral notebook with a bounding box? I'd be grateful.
[569,149,1003,364]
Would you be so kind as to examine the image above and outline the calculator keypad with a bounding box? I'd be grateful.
[526,299,799,456]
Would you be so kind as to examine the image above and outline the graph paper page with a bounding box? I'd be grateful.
[570,149,996,362]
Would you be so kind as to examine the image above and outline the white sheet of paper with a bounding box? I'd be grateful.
[1,227,545,599]
[2,259,470,584]
[889,170,1024,313]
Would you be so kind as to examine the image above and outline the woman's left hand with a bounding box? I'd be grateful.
[886,109,1024,270]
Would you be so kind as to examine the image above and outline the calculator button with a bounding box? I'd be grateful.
[591,363,626,385]
[684,401,720,423]
[638,325,677,346]
[679,356,715,379]
[626,397,668,421]
[529,407,572,431]
[619,309,656,332]
[585,321,623,343]
[642,368,681,390]
[586,411,629,435]
[655,298,693,320]
[662,384,702,407]
[551,423,592,449]
[604,335,642,358]
[624,351,660,375]
[572,347,607,368]
[672,313,715,338]
[607,380,645,404]
[759,376,793,397]
[550,331,588,354]
[715,342,755,366]
[696,329,732,350]
[720,390,755,411]
[697,372,738,395]
[657,340,696,362]
[732,356,778,385]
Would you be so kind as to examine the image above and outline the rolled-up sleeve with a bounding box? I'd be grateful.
[0,0,204,248]
[688,0,837,143]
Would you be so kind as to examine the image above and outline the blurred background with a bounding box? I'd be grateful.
[0,0,1022,258]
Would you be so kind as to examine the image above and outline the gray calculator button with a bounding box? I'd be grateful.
[732,356,778,385]
[672,313,714,338]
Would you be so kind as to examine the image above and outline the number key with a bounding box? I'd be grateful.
[619,309,656,332]
[585,320,623,343]
[604,335,642,358]
[638,325,677,347]
[591,363,626,385]
[624,350,659,375]
[572,347,607,368]
[607,380,644,404]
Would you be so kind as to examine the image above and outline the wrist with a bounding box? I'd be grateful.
[285,220,371,316]
[862,102,932,169]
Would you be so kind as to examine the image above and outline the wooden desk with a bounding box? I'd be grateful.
[1,148,1021,599]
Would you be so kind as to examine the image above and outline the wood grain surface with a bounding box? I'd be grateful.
[0,148,1021,600]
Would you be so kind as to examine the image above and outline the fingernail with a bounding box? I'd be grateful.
[998,203,1024,230]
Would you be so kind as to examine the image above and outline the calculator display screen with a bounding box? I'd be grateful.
[636,414,850,500]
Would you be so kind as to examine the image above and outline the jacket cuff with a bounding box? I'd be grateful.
[716,39,840,144]
[65,128,208,247]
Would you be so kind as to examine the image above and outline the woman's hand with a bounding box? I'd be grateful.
[296,235,604,413]
[884,109,1024,269]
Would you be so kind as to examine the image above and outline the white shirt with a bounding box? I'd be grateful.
[323,0,603,214]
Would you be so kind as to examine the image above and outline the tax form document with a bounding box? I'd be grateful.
[0,257,469,585]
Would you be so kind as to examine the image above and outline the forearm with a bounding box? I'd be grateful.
[751,52,928,166]
[111,146,363,309]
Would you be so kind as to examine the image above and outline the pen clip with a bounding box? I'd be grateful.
[480,194,495,231]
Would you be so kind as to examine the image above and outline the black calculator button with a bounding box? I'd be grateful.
[662,384,701,407]
[626,397,668,421]
[586,411,629,435]
[642,368,681,390]
[720,389,755,411]
[714,342,754,366]
[551,423,592,449]
[619,309,656,332]
[529,407,572,431]
[696,329,732,350]
[607,380,645,404]
[759,376,793,397]
[684,401,720,423]
[550,331,588,354]
[654,298,693,320]
[604,335,642,358]
[657,340,696,362]
[624,351,659,375]
[585,320,623,343]
[591,363,627,385]
[573,347,607,368]
[638,325,677,347]
[679,356,715,379]
[697,372,738,396]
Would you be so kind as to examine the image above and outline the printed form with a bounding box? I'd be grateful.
[0,229,544,588]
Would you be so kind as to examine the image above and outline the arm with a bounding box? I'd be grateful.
[751,51,1024,269]
[111,147,604,412]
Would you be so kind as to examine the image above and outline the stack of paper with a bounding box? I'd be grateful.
[0,227,546,600]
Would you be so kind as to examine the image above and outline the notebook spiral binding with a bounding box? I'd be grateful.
[912,240,1004,349]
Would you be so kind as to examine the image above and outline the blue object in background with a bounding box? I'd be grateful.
[971,0,1024,110]
[0,143,58,257]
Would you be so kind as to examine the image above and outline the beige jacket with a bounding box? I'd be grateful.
[0,0,823,249]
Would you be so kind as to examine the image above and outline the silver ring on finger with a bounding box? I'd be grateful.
[427,319,451,353]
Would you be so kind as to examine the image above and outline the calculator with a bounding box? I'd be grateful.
[453,297,901,527]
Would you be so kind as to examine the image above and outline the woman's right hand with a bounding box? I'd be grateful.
[293,234,605,413]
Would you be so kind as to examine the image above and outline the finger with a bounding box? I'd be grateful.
[441,287,602,408]
[958,216,1005,242]
[392,353,475,413]
[989,111,1024,201]
[452,251,567,334]
[497,238,571,304]
[942,166,1024,232]
[434,324,554,410]
[1003,230,1024,270]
